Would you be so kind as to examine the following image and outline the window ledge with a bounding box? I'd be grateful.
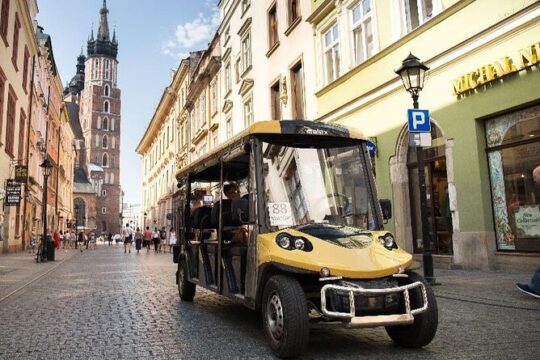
[266,41,280,58]
[284,16,302,36]
[241,65,252,79]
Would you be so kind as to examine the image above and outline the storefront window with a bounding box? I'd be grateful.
[486,104,540,252]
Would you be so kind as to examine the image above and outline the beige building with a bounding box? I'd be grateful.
[308,0,540,270]
[0,0,39,252]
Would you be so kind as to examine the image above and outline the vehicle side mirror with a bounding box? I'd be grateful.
[379,199,392,222]
[231,198,250,224]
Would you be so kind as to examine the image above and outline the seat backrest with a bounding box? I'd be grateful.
[190,206,212,229]
[230,198,249,225]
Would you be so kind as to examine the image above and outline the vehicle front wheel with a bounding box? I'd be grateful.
[385,272,438,348]
[262,275,309,358]
[177,261,196,301]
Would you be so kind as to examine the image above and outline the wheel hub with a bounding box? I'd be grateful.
[266,292,284,341]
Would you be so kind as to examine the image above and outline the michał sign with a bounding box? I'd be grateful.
[452,41,540,95]
[5,179,22,206]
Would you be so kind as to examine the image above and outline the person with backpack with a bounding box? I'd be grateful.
[122,223,133,254]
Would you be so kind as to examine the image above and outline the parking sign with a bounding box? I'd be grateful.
[407,109,431,133]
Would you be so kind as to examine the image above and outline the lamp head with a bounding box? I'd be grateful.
[40,158,54,177]
[395,53,429,96]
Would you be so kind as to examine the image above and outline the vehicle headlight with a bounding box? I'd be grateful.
[277,235,291,249]
[379,233,397,250]
[294,238,305,250]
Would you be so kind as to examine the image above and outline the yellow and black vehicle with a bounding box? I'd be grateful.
[173,120,437,358]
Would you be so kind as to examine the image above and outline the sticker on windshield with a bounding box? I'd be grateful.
[268,202,294,227]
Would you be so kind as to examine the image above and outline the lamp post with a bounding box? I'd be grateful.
[143,212,147,229]
[74,205,79,249]
[40,158,53,262]
[395,53,436,285]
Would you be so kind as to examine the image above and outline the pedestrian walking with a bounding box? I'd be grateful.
[78,231,85,252]
[143,226,152,253]
[134,227,143,254]
[53,229,61,249]
[152,227,160,253]
[123,223,133,254]
[60,230,67,249]
[159,227,167,253]
[108,232,113,246]
[168,227,176,253]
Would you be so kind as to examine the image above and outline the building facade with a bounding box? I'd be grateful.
[78,1,121,235]
[0,0,39,252]
[308,0,540,270]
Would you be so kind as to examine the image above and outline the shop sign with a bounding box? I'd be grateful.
[452,42,540,95]
[5,180,22,206]
[515,206,540,238]
[14,165,28,183]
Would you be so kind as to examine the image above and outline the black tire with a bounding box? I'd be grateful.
[262,275,309,358]
[385,272,438,348]
[177,261,196,301]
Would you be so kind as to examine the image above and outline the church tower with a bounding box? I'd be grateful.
[79,0,121,235]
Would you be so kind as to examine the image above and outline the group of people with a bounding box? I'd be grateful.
[28,229,98,253]
[121,223,177,254]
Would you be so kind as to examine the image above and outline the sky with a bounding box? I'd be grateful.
[37,0,219,204]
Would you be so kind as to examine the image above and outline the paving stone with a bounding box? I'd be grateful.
[0,245,538,359]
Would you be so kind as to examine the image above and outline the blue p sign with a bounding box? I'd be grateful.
[407,109,431,133]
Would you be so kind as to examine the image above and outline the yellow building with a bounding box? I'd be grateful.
[0,0,39,252]
[308,0,540,270]
[56,102,75,232]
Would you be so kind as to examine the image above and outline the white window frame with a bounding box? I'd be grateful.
[226,115,233,139]
[103,100,110,113]
[102,117,109,131]
[351,0,376,65]
[224,59,232,95]
[243,95,253,129]
[322,23,340,84]
[102,135,108,149]
[104,84,110,97]
[210,79,218,115]
[396,0,441,36]
[241,31,252,72]
[101,207,107,214]
[104,60,110,80]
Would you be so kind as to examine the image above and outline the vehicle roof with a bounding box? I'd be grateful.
[175,120,367,179]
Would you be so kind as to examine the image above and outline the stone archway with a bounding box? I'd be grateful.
[389,120,459,257]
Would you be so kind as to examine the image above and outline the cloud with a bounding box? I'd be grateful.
[162,10,220,59]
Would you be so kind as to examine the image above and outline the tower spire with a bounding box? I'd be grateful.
[97,0,110,41]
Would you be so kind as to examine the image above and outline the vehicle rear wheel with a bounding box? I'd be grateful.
[262,275,309,358]
[177,261,196,301]
[385,272,438,348]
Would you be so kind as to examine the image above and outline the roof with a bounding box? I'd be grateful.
[88,163,104,172]
[175,120,367,179]
[66,102,83,139]
[73,169,95,194]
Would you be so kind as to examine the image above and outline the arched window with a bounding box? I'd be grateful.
[102,117,109,131]
[102,153,109,167]
[74,198,86,228]
[104,100,110,113]
[102,135,108,149]
[104,84,110,97]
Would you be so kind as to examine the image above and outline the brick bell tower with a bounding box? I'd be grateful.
[79,0,121,235]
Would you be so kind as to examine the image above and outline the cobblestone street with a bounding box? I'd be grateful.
[0,245,539,359]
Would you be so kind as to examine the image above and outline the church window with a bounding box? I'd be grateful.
[102,117,109,131]
[102,135,108,149]
[104,100,110,113]
[102,190,107,196]
[111,118,115,131]
[104,84,110,97]
[101,207,107,214]
[104,60,110,80]
[102,153,109,167]
[97,116,102,129]
[94,59,100,79]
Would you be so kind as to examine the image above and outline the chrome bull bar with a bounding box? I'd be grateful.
[320,281,428,327]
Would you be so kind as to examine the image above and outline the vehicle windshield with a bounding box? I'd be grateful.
[262,141,379,232]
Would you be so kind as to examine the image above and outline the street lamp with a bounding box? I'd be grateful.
[395,53,436,285]
[74,205,79,249]
[144,212,147,229]
[40,158,53,262]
